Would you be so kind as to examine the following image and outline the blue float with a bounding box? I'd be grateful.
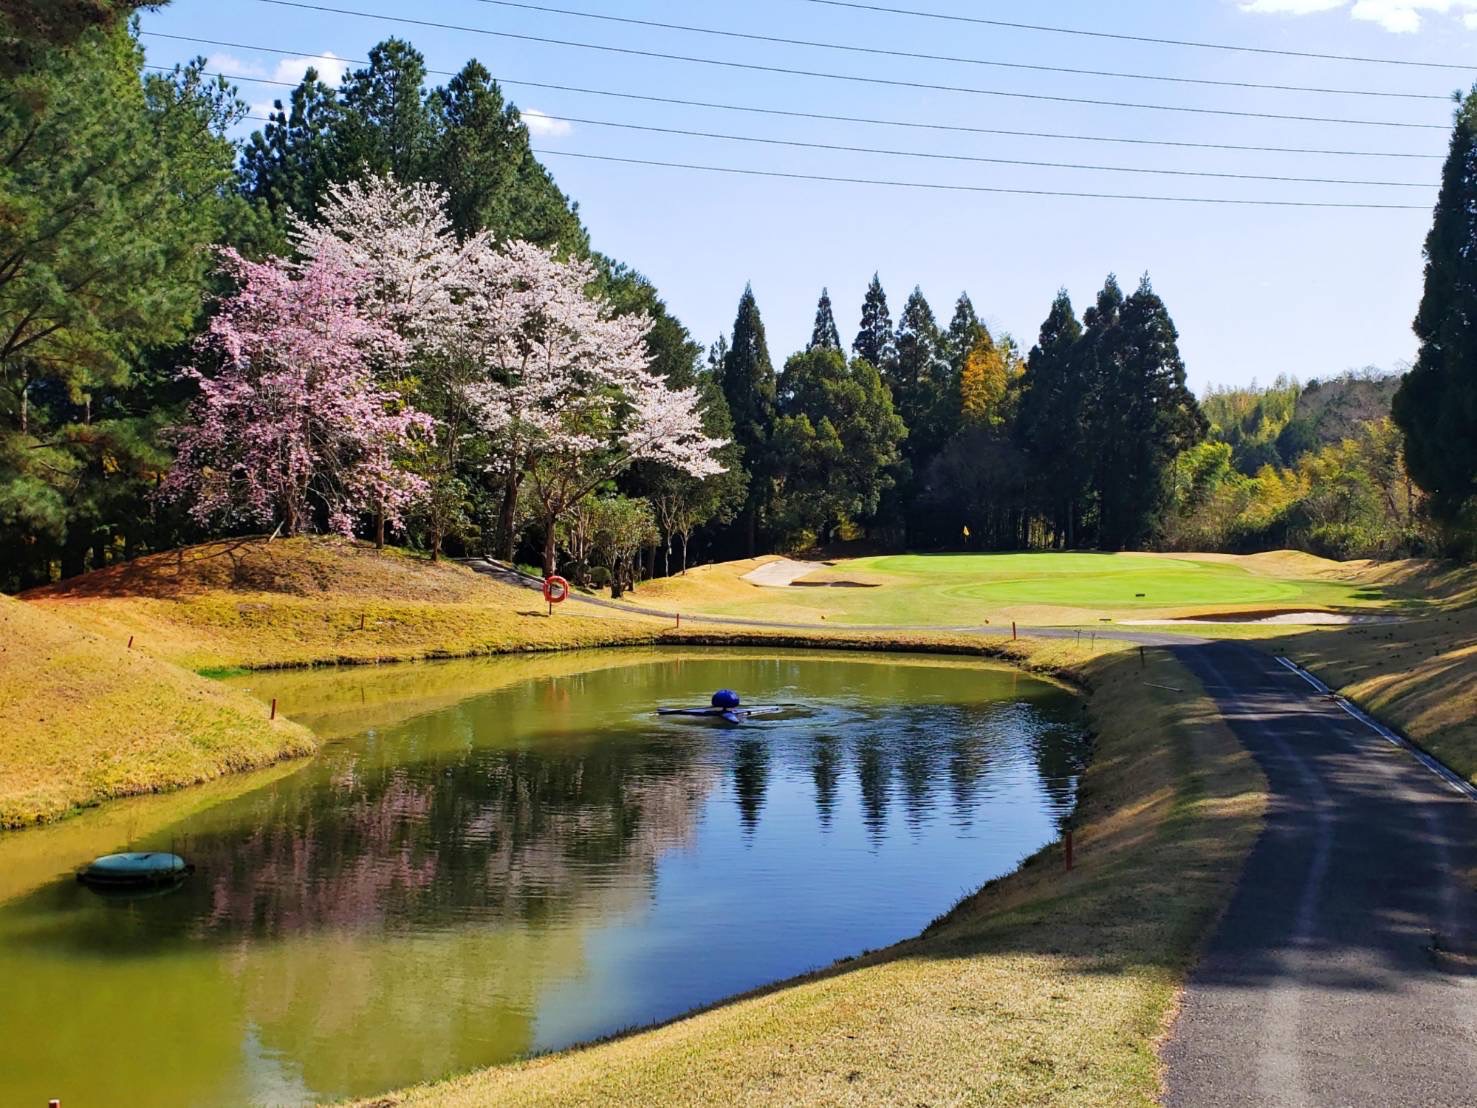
[659,691,787,725]
[77,852,193,890]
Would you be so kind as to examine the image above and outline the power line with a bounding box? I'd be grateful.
[531,148,1431,209]
[246,0,1448,130]
[462,0,1448,101]
[186,70,1430,190]
[796,0,1477,72]
[143,32,1445,160]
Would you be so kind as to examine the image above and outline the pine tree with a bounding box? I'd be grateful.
[1393,88,1477,545]
[809,288,842,352]
[853,274,895,369]
[721,286,777,554]
[891,287,950,453]
[337,38,433,182]
[240,68,345,226]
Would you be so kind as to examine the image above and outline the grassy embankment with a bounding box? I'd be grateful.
[1269,559,1477,784]
[364,638,1264,1107]
[0,593,314,828]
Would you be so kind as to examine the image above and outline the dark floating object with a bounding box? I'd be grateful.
[659,690,788,725]
[77,852,193,890]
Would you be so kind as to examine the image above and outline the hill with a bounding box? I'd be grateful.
[25,537,662,671]
[0,593,314,827]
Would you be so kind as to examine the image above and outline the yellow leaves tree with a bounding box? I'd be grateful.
[959,336,1023,430]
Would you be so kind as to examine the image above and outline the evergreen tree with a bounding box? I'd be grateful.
[772,349,906,545]
[1393,88,1477,546]
[891,287,949,443]
[239,68,345,228]
[430,61,588,250]
[337,38,433,182]
[809,288,842,352]
[1093,276,1207,550]
[720,286,777,555]
[1017,290,1088,547]
[0,0,145,76]
[852,274,895,369]
[0,29,244,586]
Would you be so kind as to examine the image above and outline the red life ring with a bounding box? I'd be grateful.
[542,575,570,604]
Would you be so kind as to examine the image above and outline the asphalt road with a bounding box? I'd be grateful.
[473,560,1477,1103]
[1162,641,1477,1108]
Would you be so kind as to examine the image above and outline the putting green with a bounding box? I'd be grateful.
[857,554,1306,609]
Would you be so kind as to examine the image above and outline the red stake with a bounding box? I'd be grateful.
[1012,621,1017,641]
[127,635,134,650]
[676,613,681,630]
[270,698,277,721]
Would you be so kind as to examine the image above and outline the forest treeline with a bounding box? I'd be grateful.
[2,10,1475,593]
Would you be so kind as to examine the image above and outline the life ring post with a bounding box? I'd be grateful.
[542,575,571,616]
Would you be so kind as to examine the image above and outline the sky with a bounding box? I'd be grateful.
[136,0,1477,392]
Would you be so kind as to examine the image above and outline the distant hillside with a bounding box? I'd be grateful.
[1293,372,1402,449]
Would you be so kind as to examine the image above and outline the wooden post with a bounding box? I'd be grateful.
[1065,830,1074,873]
[676,613,681,630]
[359,613,365,631]
[127,635,133,650]
[1140,646,1146,668]
[270,698,277,721]
[1011,621,1017,641]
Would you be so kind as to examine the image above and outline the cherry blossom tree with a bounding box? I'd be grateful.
[468,241,727,575]
[162,248,431,538]
[292,174,486,556]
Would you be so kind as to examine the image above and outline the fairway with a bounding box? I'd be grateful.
[641,551,1384,627]
[862,553,1304,608]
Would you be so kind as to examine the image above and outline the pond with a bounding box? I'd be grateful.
[0,649,1088,1107]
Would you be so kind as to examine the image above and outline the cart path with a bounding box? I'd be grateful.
[1161,641,1477,1108]
[468,560,1477,1102]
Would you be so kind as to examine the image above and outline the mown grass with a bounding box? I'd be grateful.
[26,537,667,671]
[356,642,1266,1108]
[0,594,315,828]
[638,550,1389,629]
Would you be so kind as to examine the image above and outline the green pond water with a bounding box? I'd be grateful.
[0,649,1087,1107]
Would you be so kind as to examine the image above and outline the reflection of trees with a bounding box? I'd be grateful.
[809,734,842,828]
[731,738,770,836]
[854,734,891,845]
[1029,719,1092,819]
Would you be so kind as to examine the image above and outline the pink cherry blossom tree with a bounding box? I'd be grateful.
[293,174,490,558]
[162,248,432,539]
[468,241,726,575]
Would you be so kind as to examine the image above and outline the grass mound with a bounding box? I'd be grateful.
[25,538,663,672]
[364,643,1265,1108]
[0,594,315,828]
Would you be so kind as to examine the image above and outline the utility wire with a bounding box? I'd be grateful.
[796,0,1477,72]
[189,70,1431,190]
[143,33,1444,160]
[463,0,1448,101]
[531,148,1431,209]
[245,0,1448,130]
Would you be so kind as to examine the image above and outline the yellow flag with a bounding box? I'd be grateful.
[962,526,971,539]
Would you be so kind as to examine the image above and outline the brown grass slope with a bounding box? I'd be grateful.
[359,645,1266,1108]
[25,538,665,671]
[0,594,314,828]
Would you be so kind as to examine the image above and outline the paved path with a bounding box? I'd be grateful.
[1162,641,1477,1108]
[471,559,1477,1103]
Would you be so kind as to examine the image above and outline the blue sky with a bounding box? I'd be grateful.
[137,1,1477,391]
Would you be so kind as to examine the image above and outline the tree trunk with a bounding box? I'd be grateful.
[496,474,521,561]
[375,506,386,549]
[542,522,557,578]
[430,524,442,563]
[680,532,690,574]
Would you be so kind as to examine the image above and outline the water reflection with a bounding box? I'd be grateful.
[0,649,1087,1108]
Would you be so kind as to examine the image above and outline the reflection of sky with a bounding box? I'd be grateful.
[533,734,1060,1052]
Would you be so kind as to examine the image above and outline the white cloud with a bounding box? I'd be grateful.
[521,108,572,137]
[1239,0,1477,32]
[271,51,346,89]
[207,52,268,79]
